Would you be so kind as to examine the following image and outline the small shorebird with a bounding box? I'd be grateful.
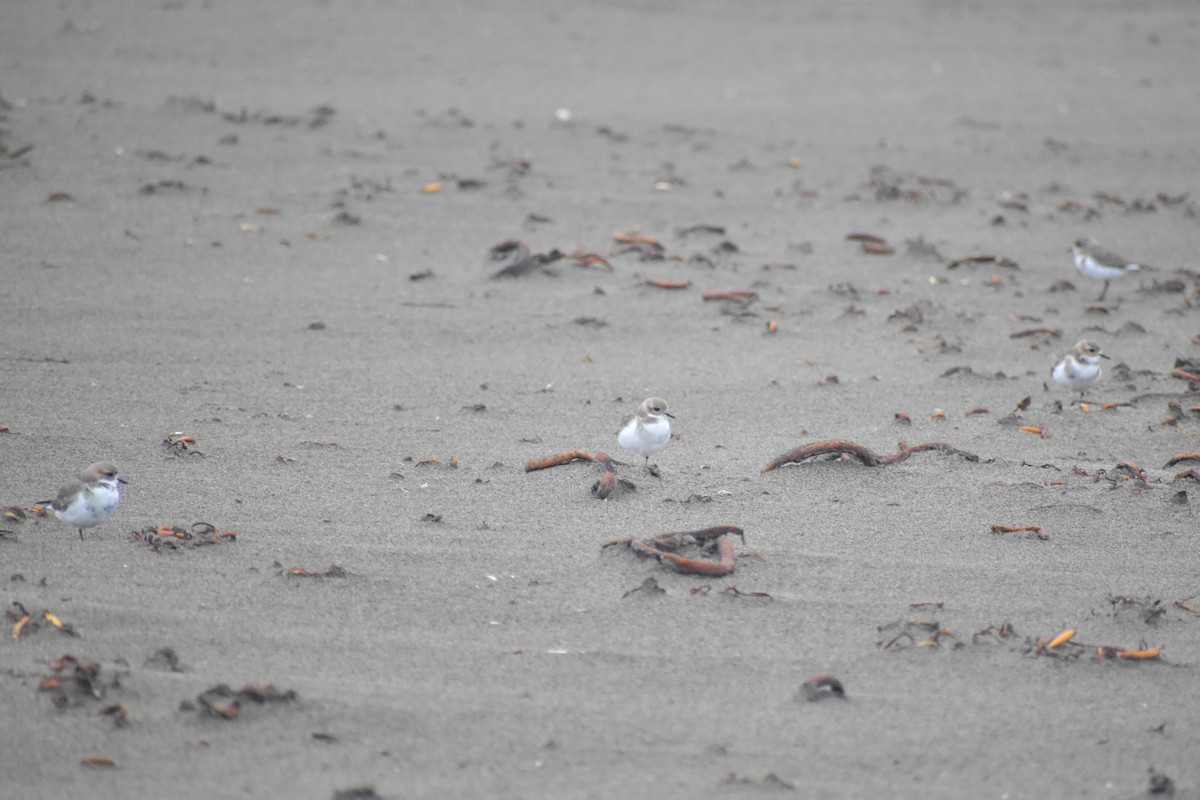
[1072,238,1142,302]
[617,397,675,467]
[1051,340,1107,398]
[42,463,126,539]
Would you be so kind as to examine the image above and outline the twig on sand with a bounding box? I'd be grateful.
[1170,367,1200,382]
[525,449,636,498]
[1163,452,1200,468]
[524,450,597,472]
[603,526,743,576]
[761,439,979,472]
[702,289,758,304]
[989,524,1048,540]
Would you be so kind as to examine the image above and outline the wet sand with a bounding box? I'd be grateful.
[2,2,1199,798]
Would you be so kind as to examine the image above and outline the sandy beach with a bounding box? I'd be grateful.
[3,2,1200,798]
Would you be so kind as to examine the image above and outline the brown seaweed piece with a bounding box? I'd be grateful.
[603,526,743,576]
[524,450,597,472]
[1163,452,1200,468]
[761,439,979,472]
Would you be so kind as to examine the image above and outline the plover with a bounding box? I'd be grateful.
[1072,238,1141,302]
[617,397,674,467]
[42,462,126,539]
[1051,340,1107,398]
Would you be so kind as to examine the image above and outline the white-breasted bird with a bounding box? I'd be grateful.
[1072,238,1142,302]
[1051,340,1107,398]
[41,462,126,539]
[617,397,675,466]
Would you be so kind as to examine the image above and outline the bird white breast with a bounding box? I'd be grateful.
[55,481,121,527]
[619,416,671,457]
[1053,356,1101,390]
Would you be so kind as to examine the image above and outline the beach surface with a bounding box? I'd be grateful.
[2,2,1200,797]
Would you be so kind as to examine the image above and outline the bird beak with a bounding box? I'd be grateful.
[665,411,676,419]
[118,476,129,484]
[1100,353,1111,360]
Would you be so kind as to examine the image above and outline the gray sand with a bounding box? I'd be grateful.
[2,2,1199,798]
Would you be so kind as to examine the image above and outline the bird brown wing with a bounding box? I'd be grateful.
[1089,245,1134,268]
[51,480,83,511]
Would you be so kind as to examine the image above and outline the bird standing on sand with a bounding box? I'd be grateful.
[1072,238,1142,302]
[617,397,675,467]
[1051,340,1107,398]
[42,462,126,539]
